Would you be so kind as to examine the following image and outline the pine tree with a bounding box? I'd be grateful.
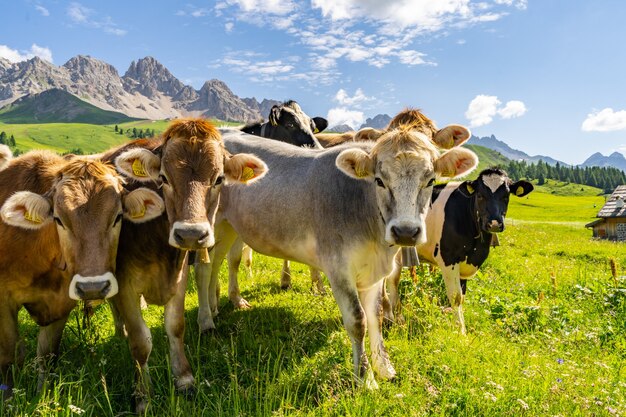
[0,131,6,145]
[9,135,15,147]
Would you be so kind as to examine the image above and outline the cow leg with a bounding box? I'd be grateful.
[328,276,374,388]
[164,263,195,394]
[36,316,68,392]
[360,280,396,381]
[0,306,19,399]
[441,265,466,335]
[228,236,251,309]
[242,244,253,277]
[310,267,326,295]
[109,300,127,338]
[196,221,238,332]
[383,250,403,324]
[280,260,292,289]
[112,293,153,414]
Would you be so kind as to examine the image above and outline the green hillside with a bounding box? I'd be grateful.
[0,89,137,125]
[464,143,510,172]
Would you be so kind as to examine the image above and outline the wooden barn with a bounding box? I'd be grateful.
[586,185,626,241]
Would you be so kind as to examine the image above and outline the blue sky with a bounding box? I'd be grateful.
[2,0,625,165]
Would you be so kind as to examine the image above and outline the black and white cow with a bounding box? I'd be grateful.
[240,100,328,148]
[385,167,534,334]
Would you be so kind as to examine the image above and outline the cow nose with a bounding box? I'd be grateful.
[391,225,420,246]
[172,224,211,249]
[487,220,504,233]
[75,280,111,300]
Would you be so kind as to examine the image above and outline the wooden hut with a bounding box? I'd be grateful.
[586,185,626,241]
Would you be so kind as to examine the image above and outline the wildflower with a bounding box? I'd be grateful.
[0,384,8,391]
[557,358,564,364]
[68,405,85,415]
[556,378,563,383]
[484,392,497,402]
[517,399,530,410]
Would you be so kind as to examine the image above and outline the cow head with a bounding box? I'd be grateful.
[115,118,268,250]
[387,108,471,149]
[0,159,164,300]
[336,128,478,246]
[262,100,327,148]
[459,168,534,233]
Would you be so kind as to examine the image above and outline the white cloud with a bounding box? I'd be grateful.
[334,88,370,106]
[67,3,127,36]
[465,95,527,127]
[223,0,296,16]
[35,5,50,16]
[225,22,234,32]
[397,50,435,66]
[465,95,500,127]
[0,44,53,63]
[494,0,528,10]
[216,52,296,82]
[498,100,526,119]
[327,107,365,129]
[582,108,626,132]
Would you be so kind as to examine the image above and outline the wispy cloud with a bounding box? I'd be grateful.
[67,2,127,36]
[334,88,371,107]
[465,94,527,127]
[582,108,626,132]
[35,5,50,16]
[210,51,298,83]
[0,44,53,63]
[326,107,365,129]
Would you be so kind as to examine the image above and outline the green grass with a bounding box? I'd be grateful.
[2,141,625,416]
[464,144,510,172]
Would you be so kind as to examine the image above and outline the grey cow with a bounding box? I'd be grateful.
[197,127,478,386]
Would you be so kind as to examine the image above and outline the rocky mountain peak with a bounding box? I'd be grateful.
[193,79,260,122]
[123,56,186,98]
[359,113,391,130]
[63,55,120,83]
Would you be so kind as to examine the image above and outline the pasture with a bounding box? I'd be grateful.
[2,181,624,416]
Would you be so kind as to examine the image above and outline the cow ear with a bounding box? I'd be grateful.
[460,180,477,196]
[355,127,384,142]
[434,148,478,179]
[0,144,12,171]
[336,148,375,180]
[123,188,165,223]
[312,117,328,133]
[115,148,161,182]
[1,191,53,230]
[510,180,534,197]
[224,153,268,184]
[269,105,281,126]
[433,125,471,149]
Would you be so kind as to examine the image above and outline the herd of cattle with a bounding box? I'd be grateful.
[0,102,533,413]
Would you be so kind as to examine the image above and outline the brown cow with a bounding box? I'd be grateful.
[0,145,11,171]
[0,151,163,398]
[104,118,267,413]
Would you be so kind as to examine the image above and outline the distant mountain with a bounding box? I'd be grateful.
[581,152,626,172]
[0,88,136,124]
[468,134,567,166]
[328,124,354,133]
[360,114,391,130]
[241,97,282,121]
[0,55,276,122]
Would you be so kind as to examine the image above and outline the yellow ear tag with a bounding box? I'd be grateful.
[442,170,454,178]
[355,167,369,178]
[466,184,475,194]
[130,205,146,219]
[314,128,319,133]
[241,166,255,182]
[515,186,524,196]
[24,210,42,224]
[132,159,149,177]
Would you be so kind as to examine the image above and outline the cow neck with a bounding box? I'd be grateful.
[458,186,486,242]
[260,122,271,138]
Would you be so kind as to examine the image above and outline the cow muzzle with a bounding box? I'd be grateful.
[69,272,119,301]
[170,221,214,250]
[486,219,504,233]
[389,224,422,246]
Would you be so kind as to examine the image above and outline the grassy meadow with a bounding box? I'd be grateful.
[1,165,624,416]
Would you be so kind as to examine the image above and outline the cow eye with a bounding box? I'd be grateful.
[214,175,224,186]
[159,173,169,186]
[427,178,435,187]
[113,213,123,227]
[54,217,65,229]
[375,177,385,188]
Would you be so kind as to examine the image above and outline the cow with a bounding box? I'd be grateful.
[240,100,328,148]
[384,168,534,334]
[221,100,329,308]
[0,145,11,171]
[0,151,164,399]
[103,118,267,413]
[196,127,478,387]
[273,109,472,292]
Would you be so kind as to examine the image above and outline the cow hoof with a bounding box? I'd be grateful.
[443,307,454,314]
[280,284,292,290]
[232,298,251,309]
[199,324,216,335]
[132,394,149,415]
[176,383,196,399]
[363,370,379,390]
